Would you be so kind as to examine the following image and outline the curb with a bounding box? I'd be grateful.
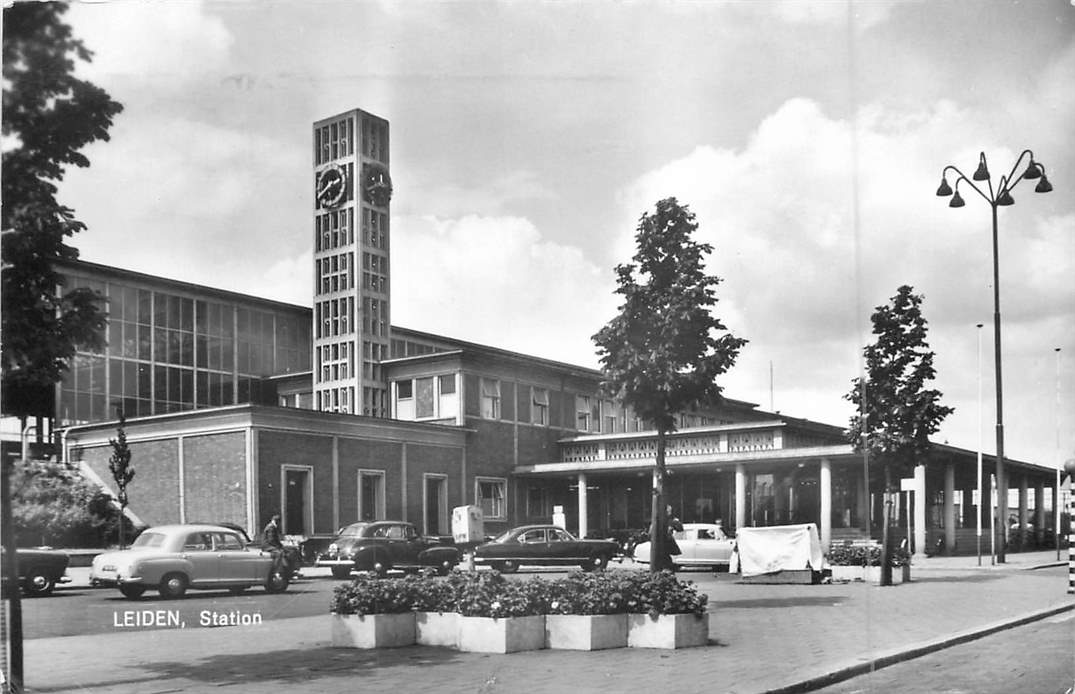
[764,602,1075,693]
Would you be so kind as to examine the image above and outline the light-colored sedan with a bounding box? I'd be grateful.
[632,523,736,570]
[91,524,288,599]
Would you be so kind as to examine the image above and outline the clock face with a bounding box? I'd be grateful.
[316,164,347,208]
[363,164,393,207]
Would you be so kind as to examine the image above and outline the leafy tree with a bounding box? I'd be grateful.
[108,409,135,548]
[845,285,953,585]
[593,198,746,571]
[2,2,122,426]
[10,459,107,547]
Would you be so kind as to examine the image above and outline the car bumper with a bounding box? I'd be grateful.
[90,574,145,588]
[314,558,354,568]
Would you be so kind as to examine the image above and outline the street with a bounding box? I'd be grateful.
[811,610,1075,694]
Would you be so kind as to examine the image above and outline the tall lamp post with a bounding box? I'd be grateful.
[936,150,1053,563]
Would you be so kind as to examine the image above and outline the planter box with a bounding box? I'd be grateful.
[627,612,709,649]
[545,613,628,651]
[829,565,909,585]
[331,613,416,649]
[415,611,458,648]
[457,615,546,654]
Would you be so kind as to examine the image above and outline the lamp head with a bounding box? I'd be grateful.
[996,188,1014,206]
[935,177,953,196]
[1022,159,1042,180]
[972,153,990,181]
[1035,174,1053,193]
[949,190,966,208]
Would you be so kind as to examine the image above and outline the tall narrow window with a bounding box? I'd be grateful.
[476,477,506,520]
[532,387,549,426]
[480,378,500,420]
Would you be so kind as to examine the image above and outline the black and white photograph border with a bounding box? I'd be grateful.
[2,1,1074,693]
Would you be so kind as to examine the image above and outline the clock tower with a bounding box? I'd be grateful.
[312,109,392,416]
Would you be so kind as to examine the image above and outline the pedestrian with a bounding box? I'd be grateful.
[667,505,683,556]
[262,513,286,576]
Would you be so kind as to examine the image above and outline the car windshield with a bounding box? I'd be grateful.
[337,523,370,538]
[131,532,167,548]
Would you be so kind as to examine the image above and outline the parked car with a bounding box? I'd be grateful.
[194,521,304,579]
[90,523,289,599]
[315,521,460,578]
[0,547,71,597]
[632,522,736,571]
[473,524,619,573]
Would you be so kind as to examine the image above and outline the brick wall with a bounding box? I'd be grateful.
[182,432,247,528]
[405,443,463,534]
[257,430,334,535]
[337,438,403,524]
[79,438,181,527]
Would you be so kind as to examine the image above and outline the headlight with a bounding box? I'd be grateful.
[328,543,338,553]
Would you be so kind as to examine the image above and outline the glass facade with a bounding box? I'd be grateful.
[58,267,311,425]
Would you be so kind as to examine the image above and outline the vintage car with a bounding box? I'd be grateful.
[315,521,460,578]
[90,524,289,599]
[194,521,304,578]
[473,524,619,573]
[632,522,737,570]
[0,547,72,597]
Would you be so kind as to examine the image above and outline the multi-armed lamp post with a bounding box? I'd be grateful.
[936,150,1052,563]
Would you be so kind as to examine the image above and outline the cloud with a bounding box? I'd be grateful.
[391,214,614,367]
[67,1,233,85]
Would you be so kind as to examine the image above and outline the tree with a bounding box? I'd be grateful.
[9,459,108,547]
[108,409,135,548]
[2,2,122,427]
[593,198,746,571]
[845,285,953,585]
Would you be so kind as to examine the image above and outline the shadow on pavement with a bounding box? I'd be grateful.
[714,596,850,609]
[908,573,1007,584]
[137,644,466,685]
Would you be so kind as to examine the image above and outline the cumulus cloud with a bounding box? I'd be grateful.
[391,214,615,367]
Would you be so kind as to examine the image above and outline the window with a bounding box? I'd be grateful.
[548,528,572,543]
[531,388,549,426]
[480,378,501,420]
[397,380,413,399]
[215,533,244,551]
[439,374,456,394]
[519,529,546,544]
[576,395,592,431]
[476,477,506,519]
[359,470,386,521]
[416,376,435,418]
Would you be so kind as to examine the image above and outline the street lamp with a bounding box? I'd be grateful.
[936,150,1053,563]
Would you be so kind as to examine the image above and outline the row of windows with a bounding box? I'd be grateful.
[479,378,549,426]
[361,339,388,383]
[315,117,354,166]
[362,297,388,338]
[316,252,352,296]
[361,208,388,250]
[318,340,353,383]
[396,374,458,420]
[361,117,388,164]
[362,386,388,418]
[316,209,354,252]
[362,270,388,294]
[317,385,354,414]
[315,297,355,339]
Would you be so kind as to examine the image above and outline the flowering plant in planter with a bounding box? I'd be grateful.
[454,571,549,618]
[827,544,911,567]
[330,575,425,616]
[623,570,708,618]
[546,571,631,616]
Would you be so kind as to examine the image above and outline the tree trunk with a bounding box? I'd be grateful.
[880,465,893,586]
[649,428,669,572]
[118,502,126,550]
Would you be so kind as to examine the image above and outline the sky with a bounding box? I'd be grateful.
[49,0,1074,471]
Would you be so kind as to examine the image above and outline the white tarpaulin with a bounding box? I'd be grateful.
[735,523,825,577]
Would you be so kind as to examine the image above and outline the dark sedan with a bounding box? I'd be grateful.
[1,547,71,597]
[315,521,460,578]
[473,525,618,573]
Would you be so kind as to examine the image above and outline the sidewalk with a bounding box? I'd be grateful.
[26,552,1074,694]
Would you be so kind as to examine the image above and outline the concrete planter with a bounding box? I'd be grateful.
[544,613,628,651]
[415,611,459,648]
[457,615,546,654]
[331,613,416,649]
[627,612,709,649]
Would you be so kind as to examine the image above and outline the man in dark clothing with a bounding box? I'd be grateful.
[262,513,286,576]
[667,505,683,556]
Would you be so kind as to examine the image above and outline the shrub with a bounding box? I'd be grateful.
[623,570,708,618]
[454,571,549,618]
[827,544,911,568]
[546,570,631,616]
[330,575,425,616]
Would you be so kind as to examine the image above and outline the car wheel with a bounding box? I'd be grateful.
[119,584,146,599]
[159,573,188,599]
[498,560,519,574]
[265,570,289,594]
[331,566,352,580]
[22,568,55,597]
